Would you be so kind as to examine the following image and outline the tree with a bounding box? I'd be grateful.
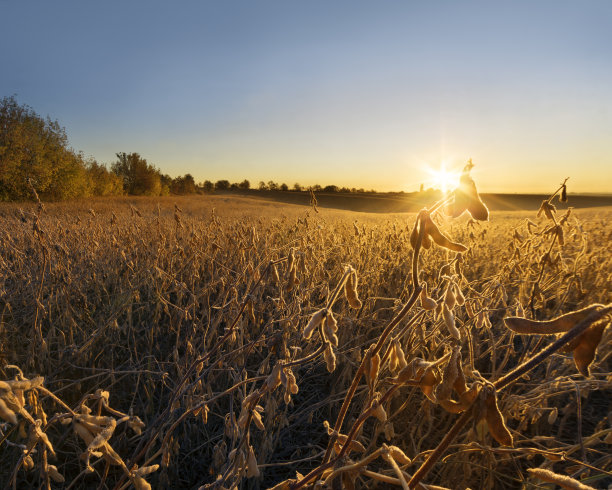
[111,152,162,196]
[238,179,250,190]
[323,185,339,193]
[258,181,268,191]
[0,96,91,200]
[280,183,288,191]
[86,158,123,196]
[160,174,173,195]
[202,180,214,192]
[293,183,302,192]
[267,181,278,191]
[171,173,196,194]
[215,180,230,191]
[44,150,91,200]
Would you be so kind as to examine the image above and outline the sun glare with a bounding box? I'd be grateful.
[425,162,460,194]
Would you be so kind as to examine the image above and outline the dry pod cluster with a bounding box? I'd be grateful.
[0,371,153,488]
[446,159,489,221]
[389,357,441,402]
[527,468,595,490]
[419,283,437,310]
[478,385,514,447]
[411,210,468,252]
[344,266,363,309]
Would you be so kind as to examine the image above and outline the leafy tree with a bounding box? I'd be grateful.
[280,183,288,191]
[238,179,250,190]
[267,181,278,191]
[111,152,162,196]
[0,96,91,200]
[44,151,91,200]
[258,181,267,191]
[171,173,196,194]
[159,174,173,196]
[293,183,302,192]
[215,180,230,191]
[202,180,214,192]
[86,158,123,196]
[323,185,339,193]
[183,174,196,193]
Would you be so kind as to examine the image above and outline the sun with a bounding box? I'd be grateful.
[425,162,460,194]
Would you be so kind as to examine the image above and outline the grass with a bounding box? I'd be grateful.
[0,188,611,489]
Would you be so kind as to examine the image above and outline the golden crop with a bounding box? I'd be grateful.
[0,182,610,488]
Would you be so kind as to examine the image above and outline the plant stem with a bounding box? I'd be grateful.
[407,304,611,488]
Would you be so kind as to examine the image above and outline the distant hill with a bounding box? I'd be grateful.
[220,189,612,213]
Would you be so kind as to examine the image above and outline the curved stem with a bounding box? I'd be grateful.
[115,259,275,489]
[546,177,570,204]
[318,213,426,470]
[283,343,326,369]
[326,268,352,310]
[291,384,402,489]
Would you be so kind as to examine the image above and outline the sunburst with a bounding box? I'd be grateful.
[424,162,460,194]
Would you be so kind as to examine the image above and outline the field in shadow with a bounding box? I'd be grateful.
[221,189,612,213]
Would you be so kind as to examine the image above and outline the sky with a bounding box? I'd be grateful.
[1,1,611,193]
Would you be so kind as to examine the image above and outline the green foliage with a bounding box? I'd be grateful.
[0,96,124,201]
[111,152,163,196]
[1,96,431,203]
[86,159,124,196]
[1,96,77,200]
[171,173,196,194]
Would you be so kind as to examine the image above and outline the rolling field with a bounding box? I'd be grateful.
[0,194,611,489]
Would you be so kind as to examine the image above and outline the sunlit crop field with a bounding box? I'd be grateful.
[1,193,611,489]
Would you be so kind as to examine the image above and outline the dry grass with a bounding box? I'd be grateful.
[0,187,611,489]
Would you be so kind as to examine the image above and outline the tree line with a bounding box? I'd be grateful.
[1,96,385,201]
[201,180,377,194]
[0,96,204,201]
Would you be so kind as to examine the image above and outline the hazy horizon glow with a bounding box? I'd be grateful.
[1,1,611,193]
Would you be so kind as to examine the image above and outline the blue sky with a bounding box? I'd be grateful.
[1,1,611,192]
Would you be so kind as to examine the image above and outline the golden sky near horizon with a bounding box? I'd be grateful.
[1,2,610,193]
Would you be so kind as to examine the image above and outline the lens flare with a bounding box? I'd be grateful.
[424,162,460,194]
